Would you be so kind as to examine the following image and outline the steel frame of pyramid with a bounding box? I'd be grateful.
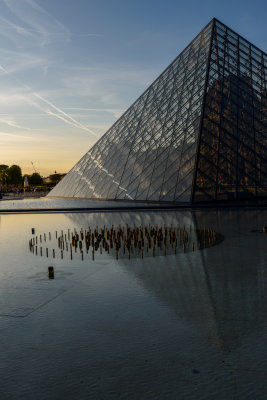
[49,18,267,203]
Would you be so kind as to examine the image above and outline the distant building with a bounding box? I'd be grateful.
[44,173,66,185]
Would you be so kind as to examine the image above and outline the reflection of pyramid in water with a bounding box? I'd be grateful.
[49,18,267,203]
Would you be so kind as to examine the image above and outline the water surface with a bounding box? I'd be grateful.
[0,208,266,399]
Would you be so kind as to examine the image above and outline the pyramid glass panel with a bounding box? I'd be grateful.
[193,19,267,202]
[49,19,267,203]
[49,20,213,202]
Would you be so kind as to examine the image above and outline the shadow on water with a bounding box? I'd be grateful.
[67,209,266,353]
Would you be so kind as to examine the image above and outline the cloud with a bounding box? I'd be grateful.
[0,62,100,138]
[0,16,34,39]
[57,63,156,114]
[31,92,100,138]
[0,2,105,140]
[0,92,29,107]
[2,1,102,46]
[0,47,47,75]
[2,0,70,45]
[0,131,43,142]
[63,107,125,119]
[0,115,31,130]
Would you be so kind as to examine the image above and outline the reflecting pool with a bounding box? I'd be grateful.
[0,208,266,399]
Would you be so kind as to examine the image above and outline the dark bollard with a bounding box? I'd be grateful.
[48,266,54,279]
[46,248,48,257]
[53,249,55,258]
[40,247,42,256]
[31,228,35,235]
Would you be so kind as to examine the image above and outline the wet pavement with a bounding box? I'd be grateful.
[0,207,266,399]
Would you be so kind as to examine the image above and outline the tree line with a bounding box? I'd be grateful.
[0,164,43,188]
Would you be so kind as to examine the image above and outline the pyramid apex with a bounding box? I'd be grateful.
[49,20,267,204]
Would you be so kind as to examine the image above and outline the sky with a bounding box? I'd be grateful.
[0,0,266,176]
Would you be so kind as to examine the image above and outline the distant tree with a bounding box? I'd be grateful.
[7,165,22,185]
[0,165,9,186]
[29,173,43,186]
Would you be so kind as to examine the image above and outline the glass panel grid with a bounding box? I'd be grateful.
[194,19,267,202]
[49,19,266,204]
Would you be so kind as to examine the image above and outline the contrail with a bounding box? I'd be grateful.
[32,92,99,137]
[0,63,100,138]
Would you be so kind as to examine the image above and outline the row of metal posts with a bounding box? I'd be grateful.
[29,224,220,261]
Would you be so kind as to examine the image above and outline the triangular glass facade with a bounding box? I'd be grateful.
[49,19,267,203]
[193,19,267,201]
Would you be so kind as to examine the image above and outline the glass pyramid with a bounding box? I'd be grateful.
[48,19,267,203]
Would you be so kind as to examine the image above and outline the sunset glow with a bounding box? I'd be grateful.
[0,0,266,176]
